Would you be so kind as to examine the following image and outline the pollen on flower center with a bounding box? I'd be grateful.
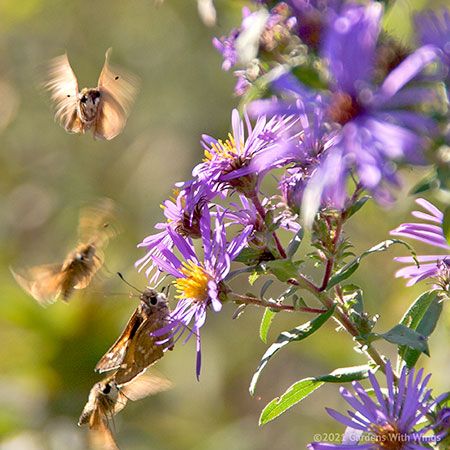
[175,260,211,302]
[204,133,239,162]
[370,423,406,450]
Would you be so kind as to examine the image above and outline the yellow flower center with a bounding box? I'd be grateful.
[175,260,211,302]
[204,133,239,162]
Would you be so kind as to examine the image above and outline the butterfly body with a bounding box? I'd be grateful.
[79,372,172,450]
[11,199,117,305]
[45,49,138,140]
[77,88,102,127]
[96,289,174,385]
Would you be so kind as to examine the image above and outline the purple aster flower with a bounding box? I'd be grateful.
[213,4,296,73]
[416,9,450,73]
[193,108,295,195]
[213,27,240,71]
[251,4,438,220]
[308,362,436,449]
[151,207,252,378]
[287,0,343,48]
[391,198,450,288]
[135,181,215,283]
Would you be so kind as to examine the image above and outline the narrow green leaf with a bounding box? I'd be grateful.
[409,172,438,195]
[327,239,417,290]
[260,379,325,425]
[287,229,304,259]
[235,247,268,265]
[381,324,429,355]
[259,365,370,425]
[443,206,450,246]
[397,290,443,369]
[263,259,298,282]
[249,307,335,395]
[260,308,276,344]
[345,196,371,219]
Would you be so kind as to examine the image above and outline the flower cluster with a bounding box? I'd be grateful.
[136,1,450,439]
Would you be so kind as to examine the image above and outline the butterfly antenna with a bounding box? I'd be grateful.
[117,272,143,294]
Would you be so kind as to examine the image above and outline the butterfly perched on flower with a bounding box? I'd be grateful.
[79,372,172,450]
[95,287,174,385]
[45,48,139,140]
[10,198,118,306]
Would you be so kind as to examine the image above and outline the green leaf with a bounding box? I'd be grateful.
[249,307,335,395]
[397,290,443,369]
[381,324,429,355]
[291,65,328,90]
[263,259,298,282]
[259,365,370,425]
[235,247,268,265]
[259,308,276,344]
[327,239,417,290]
[249,270,262,285]
[409,172,438,195]
[443,206,450,246]
[345,196,371,219]
[286,228,304,259]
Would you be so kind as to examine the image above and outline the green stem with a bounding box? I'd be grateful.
[229,292,326,314]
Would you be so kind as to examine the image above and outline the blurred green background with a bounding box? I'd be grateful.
[0,0,449,449]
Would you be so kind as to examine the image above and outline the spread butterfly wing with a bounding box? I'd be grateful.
[95,309,144,373]
[120,372,172,402]
[78,198,118,248]
[10,264,64,306]
[94,48,139,140]
[45,53,82,133]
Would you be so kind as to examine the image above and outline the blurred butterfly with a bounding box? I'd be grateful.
[79,371,172,450]
[45,48,139,140]
[95,286,174,385]
[10,198,118,306]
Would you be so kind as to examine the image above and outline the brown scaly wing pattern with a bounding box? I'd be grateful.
[95,309,145,373]
[10,264,65,306]
[45,53,83,133]
[94,48,139,140]
[113,315,170,386]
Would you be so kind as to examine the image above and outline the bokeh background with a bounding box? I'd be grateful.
[0,0,449,449]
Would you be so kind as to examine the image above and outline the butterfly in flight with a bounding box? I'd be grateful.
[79,371,172,450]
[95,287,174,385]
[45,48,139,140]
[11,198,118,306]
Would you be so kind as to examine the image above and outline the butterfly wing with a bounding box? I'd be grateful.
[95,309,144,373]
[45,53,82,133]
[113,318,166,385]
[120,372,172,402]
[94,48,139,140]
[10,264,64,306]
[78,198,118,248]
[87,409,119,450]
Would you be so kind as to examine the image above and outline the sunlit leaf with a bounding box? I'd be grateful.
[259,365,370,425]
[259,308,276,344]
[397,290,443,369]
[250,307,335,395]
